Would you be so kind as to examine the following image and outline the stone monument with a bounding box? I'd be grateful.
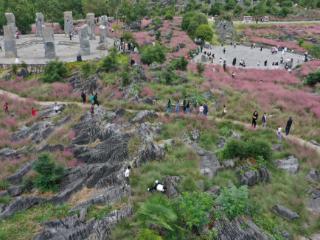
[86,13,96,40]
[100,15,108,27]
[35,13,45,37]
[43,27,56,59]
[64,11,73,35]
[98,25,108,50]
[5,13,17,35]
[79,24,90,55]
[3,25,17,58]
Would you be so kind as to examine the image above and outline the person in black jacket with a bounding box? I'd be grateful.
[252,110,259,128]
[285,117,293,136]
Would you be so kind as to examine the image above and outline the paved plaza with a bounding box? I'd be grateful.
[0,34,114,64]
[193,45,306,69]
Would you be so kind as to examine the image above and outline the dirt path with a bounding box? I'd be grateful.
[1,88,319,155]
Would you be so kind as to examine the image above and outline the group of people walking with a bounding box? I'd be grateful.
[166,99,209,116]
[81,91,99,116]
[251,110,294,140]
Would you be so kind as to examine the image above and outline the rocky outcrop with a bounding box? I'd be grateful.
[34,205,133,240]
[306,169,320,183]
[275,156,299,174]
[6,161,34,184]
[0,196,46,219]
[307,188,320,214]
[164,176,180,198]
[238,167,270,187]
[214,217,271,240]
[272,204,299,221]
[69,72,99,93]
[131,110,158,123]
[215,19,236,44]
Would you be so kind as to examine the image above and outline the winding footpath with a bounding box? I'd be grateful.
[1,88,319,156]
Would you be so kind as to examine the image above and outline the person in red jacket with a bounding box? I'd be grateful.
[3,102,9,113]
[31,107,37,117]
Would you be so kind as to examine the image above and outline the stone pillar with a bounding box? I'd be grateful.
[100,15,108,27]
[64,11,73,35]
[79,24,90,55]
[98,25,108,50]
[43,27,56,59]
[35,13,45,37]
[86,13,96,40]
[5,13,17,35]
[3,25,17,58]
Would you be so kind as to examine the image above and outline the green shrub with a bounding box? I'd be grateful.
[221,139,272,161]
[180,177,199,192]
[170,57,188,71]
[215,185,250,220]
[136,195,177,232]
[33,153,65,192]
[101,48,118,72]
[175,192,213,231]
[182,12,208,37]
[136,229,163,240]
[197,63,205,75]
[43,60,68,83]
[159,68,179,85]
[305,70,320,86]
[81,62,96,78]
[0,195,11,204]
[86,205,111,220]
[141,44,166,65]
[195,24,213,42]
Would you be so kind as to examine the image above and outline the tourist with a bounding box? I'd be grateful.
[183,98,187,113]
[285,117,293,136]
[251,43,253,49]
[232,72,236,78]
[232,57,237,66]
[262,113,267,127]
[148,180,166,193]
[166,99,172,113]
[223,60,227,72]
[77,54,82,62]
[223,48,226,54]
[175,100,180,113]
[31,107,37,117]
[186,101,190,113]
[69,32,73,41]
[93,93,99,106]
[304,52,309,62]
[223,105,227,116]
[124,166,131,184]
[203,104,208,116]
[280,57,284,64]
[252,110,259,128]
[53,102,60,113]
[264,60,268,67]
[199,104,204,115]
[81,91,86,104]
[3,102,9,114]
[233,43,237,48]
[219,58,223,65]
[257,61,260,67]
[90,104,94,116]
[260,46,263,51]
[277,127,282,142]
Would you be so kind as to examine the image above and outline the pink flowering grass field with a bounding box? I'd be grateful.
[241,24,320,53]
[188,62,320,140]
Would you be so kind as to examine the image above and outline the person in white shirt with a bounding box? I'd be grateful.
[199,105,204,115]
[53,102,60,113]
[148,180,166,193]
[124,166,131,184]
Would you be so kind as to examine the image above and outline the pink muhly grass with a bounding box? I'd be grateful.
[140,86,155,97]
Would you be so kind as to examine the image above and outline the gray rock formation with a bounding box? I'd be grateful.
[6,161,34,184]
[35,13,45,37]
[69,72,99,93]
[272,204,299,221]
[34,205,132,240]
[214,217,271,240]
[215,19,236,44]
[43,26,56,59]
[0,196,46,219]
[79,24,90,56]
[3,25,17,58]
[307,188,320,214]
[98,25,108,50]
[86,13,96,40]
[275,156,299,174]
[64,11,73,35]
[164,176,180,198]
[238,167,270,187]
[306,169,320,183]
[7,185,24,197]
[131,110,158,123]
